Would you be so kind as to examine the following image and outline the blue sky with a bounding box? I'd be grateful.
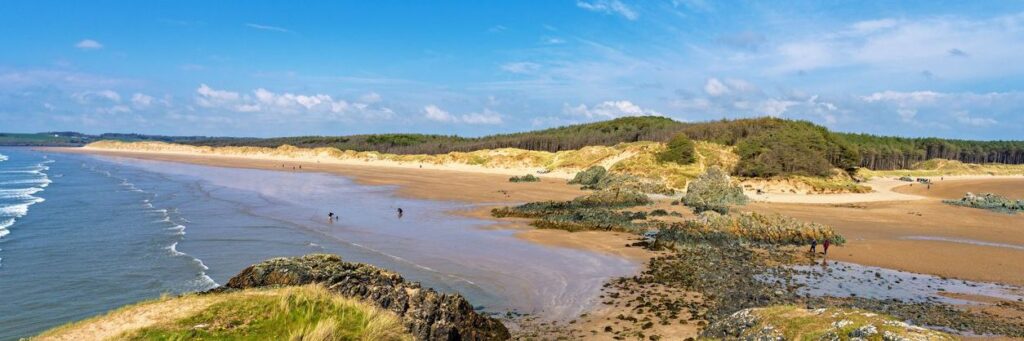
[2,1,1023,139]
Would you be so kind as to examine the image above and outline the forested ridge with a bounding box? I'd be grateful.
[7,116,1022,175]
[181,116,1024,174]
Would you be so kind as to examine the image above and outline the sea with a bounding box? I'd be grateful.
[0,147,636,340]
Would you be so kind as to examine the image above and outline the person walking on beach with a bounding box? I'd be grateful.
[823,239,831,256]
[809,239,817,254]
[397,207,404,218]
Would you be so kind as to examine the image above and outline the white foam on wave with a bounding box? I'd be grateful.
[0,218,12,238]
[168,224,186,235]
[0,187,44,199]
[0,198,45,218]
[165,242,187,256]
[0,154,7,162]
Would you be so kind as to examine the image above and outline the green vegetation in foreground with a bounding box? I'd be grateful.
[706,305,955,340]
[40,285,411,341]
[508,174,540,182]
[944,192,1024,214]
[132,285,408,341]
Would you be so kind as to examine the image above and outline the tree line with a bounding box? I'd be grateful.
[167,116,1024,174]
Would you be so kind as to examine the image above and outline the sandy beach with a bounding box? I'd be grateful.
[746,177,1024,286]
[62,147,1024,287]
[52,147,655,264]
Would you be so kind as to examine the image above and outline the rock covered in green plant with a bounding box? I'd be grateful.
[944,192,1023,214]
[568,165,608,187]
[656,134,696,164]
[569,165,674,195]
[655,211,844,246]
[704,306,954,340]
[223,254,510,341]
[508,174,540,182]
[683,166,748,214]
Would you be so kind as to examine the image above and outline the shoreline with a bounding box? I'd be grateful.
[56,147,1024,286]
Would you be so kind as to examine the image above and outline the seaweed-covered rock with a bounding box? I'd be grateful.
[704,306,955,340]
[221,254,510,341]
[944,192,1023,214]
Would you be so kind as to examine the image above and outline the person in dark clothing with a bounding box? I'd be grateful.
[823,239,831,255]
[809,239,817,254]
[397,207,404,218]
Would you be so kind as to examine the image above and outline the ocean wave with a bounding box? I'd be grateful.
[0,198,45,218]
[168,224,186,235]
[0,218,12,238]
[0,187,44,199]
[0,178,52,187]
[165,242,187,257]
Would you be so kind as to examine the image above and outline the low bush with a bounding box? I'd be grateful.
[683,166,748,214]
[657,134,697,164]
[649,209,669,216]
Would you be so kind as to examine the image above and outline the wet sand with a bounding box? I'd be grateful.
[748,177,1024,286]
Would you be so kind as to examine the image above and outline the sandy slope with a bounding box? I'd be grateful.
[746,175,1024,204]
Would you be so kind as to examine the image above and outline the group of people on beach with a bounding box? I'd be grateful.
[809,238,831,255]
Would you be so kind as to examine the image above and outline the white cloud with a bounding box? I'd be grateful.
[461,109,504,124]
[861,91,941,103]
[849,19,899,33]
[72,90,121,103]
[194,84,387,119]
[131,93,154,108]
[757,99,799,117]
[769,13,1024,79]
[704,78,729,96]
[565,100,663,119]
[422,105,503,124]
[952,111,997,126]
[423,105,454,122]
[360,92,382,103]
[542,37,566,45]
[195,84,241,109]
[703,78,756,96]
[245,23,291,33]
[501,62,541,74]
[576,0,638,20]
[75,39,103,50]
[897,108,917,122]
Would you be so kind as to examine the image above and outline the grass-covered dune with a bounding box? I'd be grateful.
[35,285,411,341]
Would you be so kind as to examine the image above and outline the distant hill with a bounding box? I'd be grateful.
[7,116,1024,174]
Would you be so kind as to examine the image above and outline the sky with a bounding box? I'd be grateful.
[1,1,1023,139]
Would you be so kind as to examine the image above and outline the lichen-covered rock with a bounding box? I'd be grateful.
[703,306,955,341]
[218,254,510,341]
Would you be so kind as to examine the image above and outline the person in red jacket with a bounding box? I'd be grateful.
[823,239,831,256]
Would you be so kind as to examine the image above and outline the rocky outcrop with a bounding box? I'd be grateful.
[703,306,955,340]
[218,254,510,341]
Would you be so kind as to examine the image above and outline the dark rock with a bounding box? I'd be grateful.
[220,253,510,341]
